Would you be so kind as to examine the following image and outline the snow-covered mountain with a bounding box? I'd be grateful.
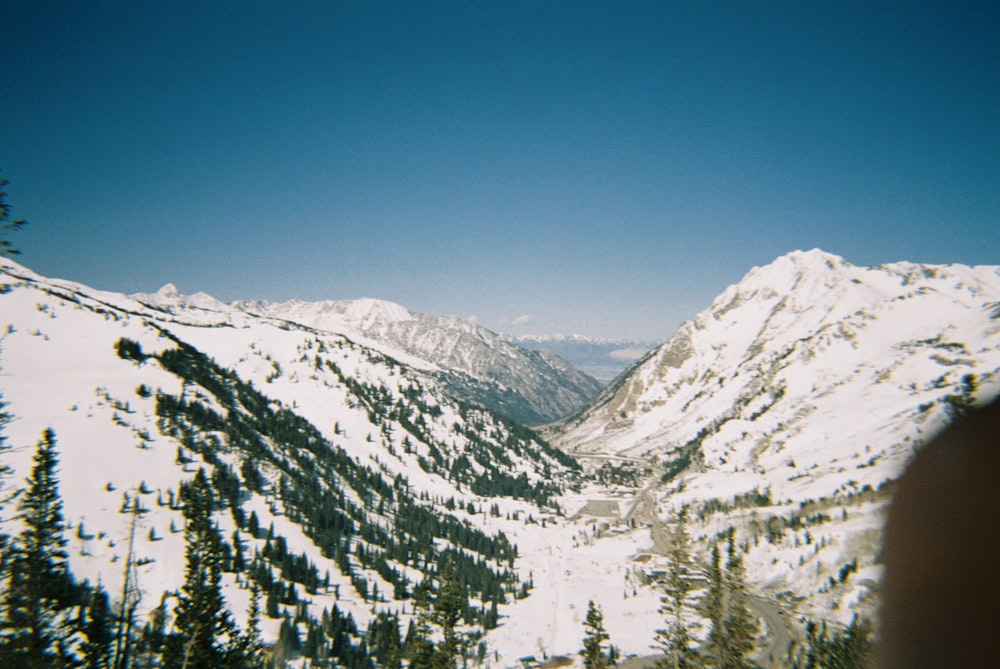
[0,258,581,663]
[549,249,1000,626]
[553,249,1000,468]
[514,334,658,384]
[229,298,604,425]
[5,250,1000,667]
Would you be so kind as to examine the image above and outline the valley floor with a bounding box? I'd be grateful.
[486,469,880,669]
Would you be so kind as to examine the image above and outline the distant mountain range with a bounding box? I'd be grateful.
[513,333,659,384]
[131,290,604,426]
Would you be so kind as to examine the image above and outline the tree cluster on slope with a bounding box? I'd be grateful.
[119,334,527,606]
[0,430,117,668]
[788,616,873,669]
[106,334,544,665]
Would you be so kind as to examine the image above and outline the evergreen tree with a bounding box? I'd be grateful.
[236,581,265,668]
[580,600,612,669]
[431,561,466,669]
[483,599,499,630]
[722,533,758,669]
[405,583,436,669]
[162,469,238,669]
[653,508,696,669]
[703,543,727,667]
[0,428,72,668]
[0,386,10,510]
[0,175,28,258]
[277,615,300,658]
[703,532,761,669]
[383,617,403,669]
[0,388,11,588]
[369,612,402,669]
[82,584,114,669]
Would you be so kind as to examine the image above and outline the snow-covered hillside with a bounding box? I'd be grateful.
[0,258,580,664]
[553,249,1000,473]
[231,298,603,425]
[550,249,1000,628]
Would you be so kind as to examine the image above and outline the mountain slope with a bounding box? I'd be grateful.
[555,249,1000,470]
[0,258,579,660]
[550,248,1000,623]
[231,298,604,425]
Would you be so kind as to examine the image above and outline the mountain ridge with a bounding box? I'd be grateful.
[226,297,604,425]
[547,248,1000,625]
[0,255,583,663]
[553,248,1000,461]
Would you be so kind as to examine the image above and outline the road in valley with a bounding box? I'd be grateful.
[625,482,798,669]
[746,594,795,668]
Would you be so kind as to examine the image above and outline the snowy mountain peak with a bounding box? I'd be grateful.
[340,296,416,325]
[783,247,845,266]
[132,283,231,313]
[750,248,845,275]
[556,252,1000,482]
[259,296,420,332]
[157,282,179,298]
[546,251,1000,628]
[718,248,846,308]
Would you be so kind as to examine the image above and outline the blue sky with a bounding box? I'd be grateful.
[2,1,997,340]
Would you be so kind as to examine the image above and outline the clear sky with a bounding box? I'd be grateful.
[2,1,997,340]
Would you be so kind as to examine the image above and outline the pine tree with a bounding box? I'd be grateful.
[383,615,403,669]
[0,389,11,596]
[431,561,466,669]
[82,584,114,669]
[722,533,758,669]
[654,507,696,669]
[369,612,403,669]
[703,543,727,667]
[580,600,612,669]
[0,428,72,668]
[0,175,28,258]
[0,387,11,510]
[406,583,436,669]
[162,469,237,669]
[235,581,265,668]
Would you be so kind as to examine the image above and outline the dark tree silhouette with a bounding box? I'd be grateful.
[0,175,28,258]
